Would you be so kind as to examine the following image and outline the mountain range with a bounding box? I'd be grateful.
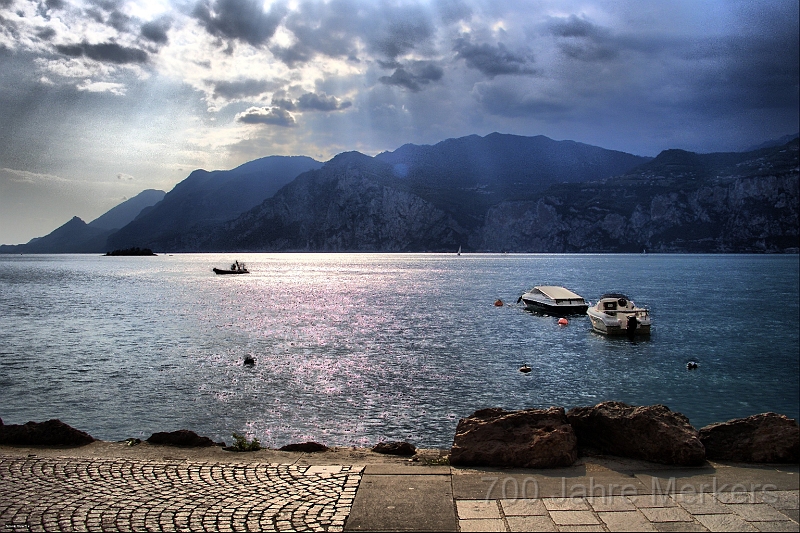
[2,132,797,254]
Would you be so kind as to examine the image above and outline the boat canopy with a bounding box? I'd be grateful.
[535,286,585,301]
[599,293,630,300]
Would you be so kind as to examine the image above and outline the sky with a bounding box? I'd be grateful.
[0,0,798,245]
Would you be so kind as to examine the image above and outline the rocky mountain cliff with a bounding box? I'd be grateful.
[196,134,652,251]
[479,140,799,253]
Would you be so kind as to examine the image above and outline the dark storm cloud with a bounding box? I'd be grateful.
[473,82,569,117]
[548,15,618,61]
[379,62,443,92]
[434,0,472,24]
[453,38,537,77]
[679,33,800,112]
[371,7,434,59]
[271,93,295,110]
[236,106,296,126]
[297,92,351,112]
[277,0,359,64]
[270,42,313,68]
[193,0,286,47]
[36,26,56,40]
[267,0,436,68]
[140,17,172,44]
[55,41,149,64]
[81,0,131,32]
[211,78,270,99]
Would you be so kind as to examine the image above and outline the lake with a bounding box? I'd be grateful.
[0,253,797,448]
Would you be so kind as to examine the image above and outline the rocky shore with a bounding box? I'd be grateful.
[2,402,798,468]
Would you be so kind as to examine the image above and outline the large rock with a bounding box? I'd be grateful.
[450,407,578,468]
[699,413,800,463]
[146,430,218,447]
[373,441,417,456]
[0,419,95,446]
[566,402,705,466]
[279,442,329,452]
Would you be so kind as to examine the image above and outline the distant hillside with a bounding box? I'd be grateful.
[0,189,166,254]
[106,156,322,251]
[480,139,799,252]
[88,189,165,230]
[745,133,799,152]
[0,216,111,254]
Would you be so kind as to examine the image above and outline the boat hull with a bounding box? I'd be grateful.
[588,311,650,336]
[522,298,588,316]
[213,268,249,275]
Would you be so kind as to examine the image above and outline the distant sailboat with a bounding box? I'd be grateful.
[457,246,461,256]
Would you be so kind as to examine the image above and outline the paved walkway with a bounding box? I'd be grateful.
[0,454,359,532]
[0,450,798,532]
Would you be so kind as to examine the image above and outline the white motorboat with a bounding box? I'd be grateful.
[587,293,651,336]
[518,286,588,316]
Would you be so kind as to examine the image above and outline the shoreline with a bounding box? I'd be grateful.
[1,440,796,474]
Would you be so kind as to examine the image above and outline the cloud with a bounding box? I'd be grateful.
[297,92,351,112]
[379,62,444,92]
[55,41,149,64]
[547,15,619,62]
[193,0,287,47]
[472,81,569,117]
[140,17,172,44]
[454,37,537,77]
[235,106,296,126]
[211,78,271,100]
[77,79,126,95]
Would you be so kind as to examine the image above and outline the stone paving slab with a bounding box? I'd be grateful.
[455,491,800,532]
[0,454,361,532]
[344,474,455,532]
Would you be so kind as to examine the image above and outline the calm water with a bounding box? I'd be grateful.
[0,253,797,448]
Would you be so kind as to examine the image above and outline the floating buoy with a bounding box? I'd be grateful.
[687,361,698,370]
[519,364,532,373]
[494,299,504,307]
[557,317,569,326]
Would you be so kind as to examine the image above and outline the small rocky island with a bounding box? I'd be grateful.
[105,247,157,256]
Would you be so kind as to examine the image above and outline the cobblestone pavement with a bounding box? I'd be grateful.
[0,454,361,532]
[456,492,800,532]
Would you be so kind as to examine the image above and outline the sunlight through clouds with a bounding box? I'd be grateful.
[0,0,797,244]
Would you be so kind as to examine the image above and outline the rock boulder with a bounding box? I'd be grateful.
[0,419,95,446]
[699,413,800,463]
[146,430,218,447]
[566,402,705,466]
[279,442,329,452]
[373,441,417,456]
[450,407,578,468]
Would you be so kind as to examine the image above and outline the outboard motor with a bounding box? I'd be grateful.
[626,315,638,338]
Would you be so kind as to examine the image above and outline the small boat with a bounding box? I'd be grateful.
[518,286,588,316]
[587,293,651,337]
[519,364,532,373]
[213,260,249,275]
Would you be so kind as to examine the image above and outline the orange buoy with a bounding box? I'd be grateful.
[494,299,503,307]
[557,317,569,326]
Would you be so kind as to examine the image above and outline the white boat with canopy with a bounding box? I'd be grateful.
[518,286,589,315]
